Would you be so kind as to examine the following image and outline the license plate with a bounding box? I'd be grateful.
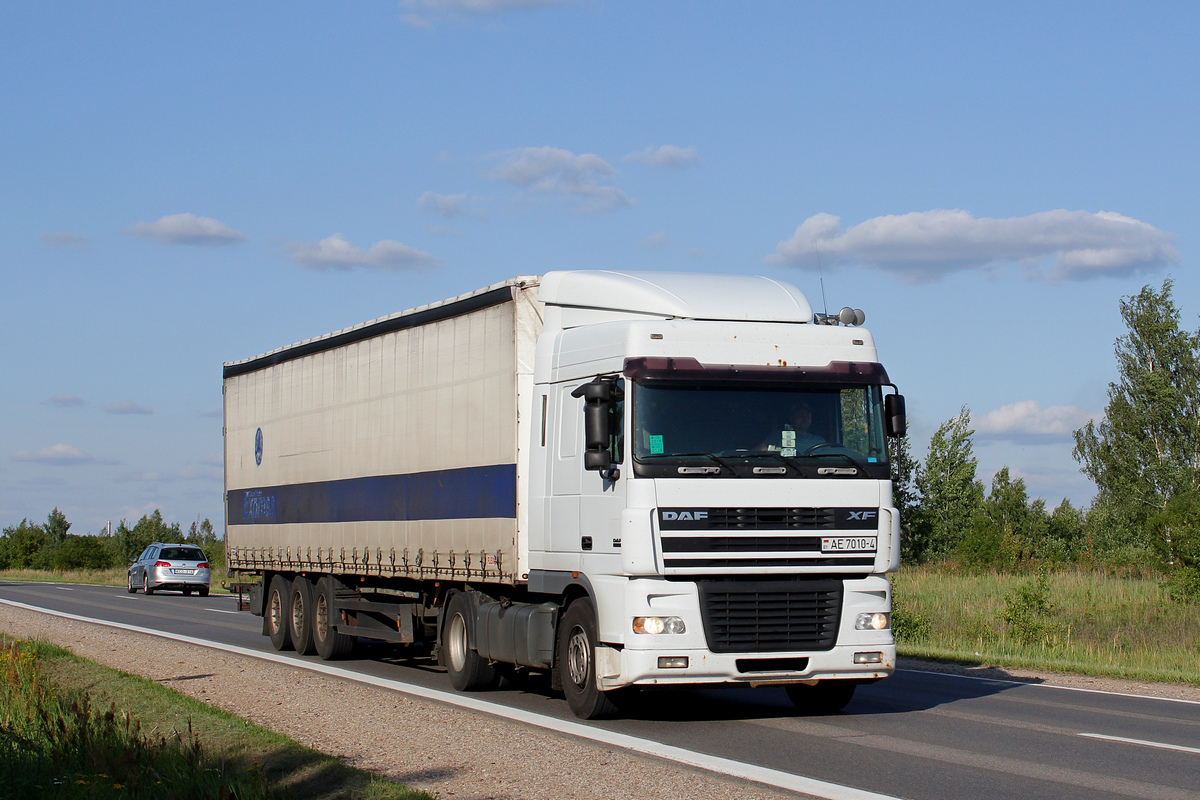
[821,537,877,553]
[172,569,195,575]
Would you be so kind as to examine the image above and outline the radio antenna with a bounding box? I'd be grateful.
[816,244,829,317]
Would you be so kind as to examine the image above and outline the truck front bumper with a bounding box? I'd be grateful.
[599,642,895,690]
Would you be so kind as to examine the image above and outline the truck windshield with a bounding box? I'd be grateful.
[632,382,889,467]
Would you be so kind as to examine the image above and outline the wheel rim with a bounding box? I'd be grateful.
[290,593,304,634]
[447,612,468,673]
[567,626,590,688]
[269,590,283,635]
[143,575,148,592]
[315,593,330,642]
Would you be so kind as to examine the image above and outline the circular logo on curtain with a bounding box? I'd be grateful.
[254,428,264,466]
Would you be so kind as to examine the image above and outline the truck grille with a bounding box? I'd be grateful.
[698,578,842,653]
[703,508,836,530]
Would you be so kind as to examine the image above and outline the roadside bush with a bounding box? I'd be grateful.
[998,568,1055,645]
[50,535,116,571]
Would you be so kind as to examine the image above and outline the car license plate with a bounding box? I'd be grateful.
[821,537,877,553]
[173,569,195,575]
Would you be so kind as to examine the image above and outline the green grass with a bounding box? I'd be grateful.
[0,566,233,593]
[0,634,434,800]
[894,565,1200,686]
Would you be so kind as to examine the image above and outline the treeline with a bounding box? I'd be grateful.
[0,509,221,572]
[894,279,1200,601]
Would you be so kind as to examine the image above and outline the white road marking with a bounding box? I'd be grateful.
[205,608,240,614]
[55,587,74,591]
[898,668,1200,707]
[1,597,899,800]
[1078,733,1200,755]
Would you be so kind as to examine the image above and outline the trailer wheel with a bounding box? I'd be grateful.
[785,681,857,715]
[313,576,354,660]
[443,591,497,691]
[266,575,294,651]
[289,576,316,655]
[558,598,620,720]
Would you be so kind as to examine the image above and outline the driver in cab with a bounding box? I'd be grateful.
[758,399,823,455]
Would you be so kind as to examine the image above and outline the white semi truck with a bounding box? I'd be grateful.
[224,270,905,719]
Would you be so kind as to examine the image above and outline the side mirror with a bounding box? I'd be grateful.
[572,377,623,480]
[885,394,907,438]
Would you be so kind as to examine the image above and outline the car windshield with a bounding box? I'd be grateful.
[160,547,205,561]
[632,381,889,465]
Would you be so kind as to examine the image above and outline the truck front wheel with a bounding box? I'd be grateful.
[266,575,294,651]
[558,599,620,720]
[443,591,497,691]
[785,681,856,715]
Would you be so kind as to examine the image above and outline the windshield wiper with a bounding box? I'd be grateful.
[801,449,870,471]
[727,451,800,469]
[638,452,736,471]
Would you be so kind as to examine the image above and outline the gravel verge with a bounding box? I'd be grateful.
[0,603,804,800]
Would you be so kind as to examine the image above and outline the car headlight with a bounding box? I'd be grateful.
[855,612,890,631]
[632,616,686,635]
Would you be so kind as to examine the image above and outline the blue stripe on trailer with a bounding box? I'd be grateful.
[227,463,517,524]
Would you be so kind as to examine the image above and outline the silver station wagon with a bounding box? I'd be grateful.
[128,542,211,596]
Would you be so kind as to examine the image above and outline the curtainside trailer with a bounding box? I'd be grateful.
[224,271,905,718]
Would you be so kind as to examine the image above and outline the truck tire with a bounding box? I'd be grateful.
[785,681,856,715]
[289,576,316,655]
[443,590,497,691]
[266,575,294,651]
[558,598,620,720]
[313,575,354,660]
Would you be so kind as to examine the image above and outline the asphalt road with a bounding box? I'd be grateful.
[2,580,1198,800]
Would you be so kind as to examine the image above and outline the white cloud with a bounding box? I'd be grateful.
[418,191,468,218]
[46,395,84,408]
[622,145,700,168]
[973,400,1100,444]
[641,232,668,250]
[105,400,153,415]
[489,147,631,212]
[13,444,115,466]
[401,0,568,27]
[767,209,1177,283]
[285,234,441,272]
[41,232,90,251]
[122,213,247,246]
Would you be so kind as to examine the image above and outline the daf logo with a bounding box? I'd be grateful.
[661,510,708,521]
[848,510,877,521]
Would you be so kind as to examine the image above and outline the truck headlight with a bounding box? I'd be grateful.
[633,616,686,635]
[855,612,890,631]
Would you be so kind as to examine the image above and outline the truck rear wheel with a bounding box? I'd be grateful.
[785,681,856,715]
[558,598,620,720]
[266,575,294,651]
[443,590,497,691]
[313,575,354,660]
[289,576,316,655]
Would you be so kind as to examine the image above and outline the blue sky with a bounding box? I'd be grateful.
[3,1,1197,533]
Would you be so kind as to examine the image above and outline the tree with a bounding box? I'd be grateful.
[0,520,48,569]
[911,406,984,561]
[1073,279,1200,564]
[888,431,921,560]
[45,507,71,544]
